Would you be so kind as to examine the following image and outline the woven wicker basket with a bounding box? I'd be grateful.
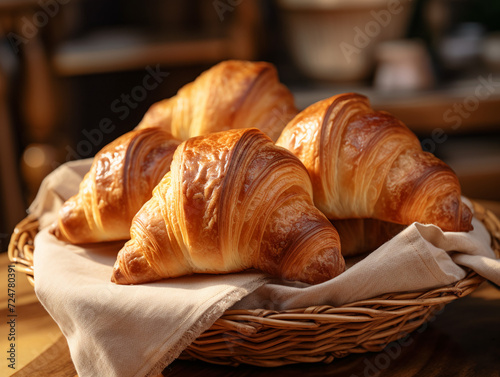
[8,201,500,367]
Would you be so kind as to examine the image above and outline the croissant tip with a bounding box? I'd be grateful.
[461,202,474,232]
[49,223,68,242]
[462,218,474,232]
[111,266,126,284]
[48,223,57,236]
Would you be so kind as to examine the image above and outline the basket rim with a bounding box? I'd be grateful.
[8,200,499,316]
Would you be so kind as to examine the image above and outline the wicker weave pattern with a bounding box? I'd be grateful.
[8,201,500,367]
[179,270,483,366]
[8,215,37,286]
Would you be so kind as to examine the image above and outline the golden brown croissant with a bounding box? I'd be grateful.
[136,60,298,142]
[276,93,473,232]
[50,128,180,243]
[112,128,345,285]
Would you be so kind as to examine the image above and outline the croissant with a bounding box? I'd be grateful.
[276,93,473,232]
[112,128,345,285]
[50,128,180,243]
[136,60,298,142]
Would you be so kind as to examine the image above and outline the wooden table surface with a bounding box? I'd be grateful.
[2,200,500,377]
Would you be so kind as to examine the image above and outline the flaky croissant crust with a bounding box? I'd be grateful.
[136,60,298,142]
[276,93,473,232]
[112,128,344,285]
[50,128,180,243]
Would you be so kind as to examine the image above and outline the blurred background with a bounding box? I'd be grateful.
[1,0,500,250]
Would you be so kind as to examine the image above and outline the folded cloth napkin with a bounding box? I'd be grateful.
[30,160,499,377]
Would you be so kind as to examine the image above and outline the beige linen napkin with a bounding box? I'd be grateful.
[30,160,499,377]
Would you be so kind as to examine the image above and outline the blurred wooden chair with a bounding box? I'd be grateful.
[0,0,262,236]
[0,45,27,240]
[0,0,60,238]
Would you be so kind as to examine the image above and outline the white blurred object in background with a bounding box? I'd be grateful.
[374,39,435,91]
[278,0,415,82]
[482,32,500,73]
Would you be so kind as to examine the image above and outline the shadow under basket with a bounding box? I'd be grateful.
[8,201,500,367]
